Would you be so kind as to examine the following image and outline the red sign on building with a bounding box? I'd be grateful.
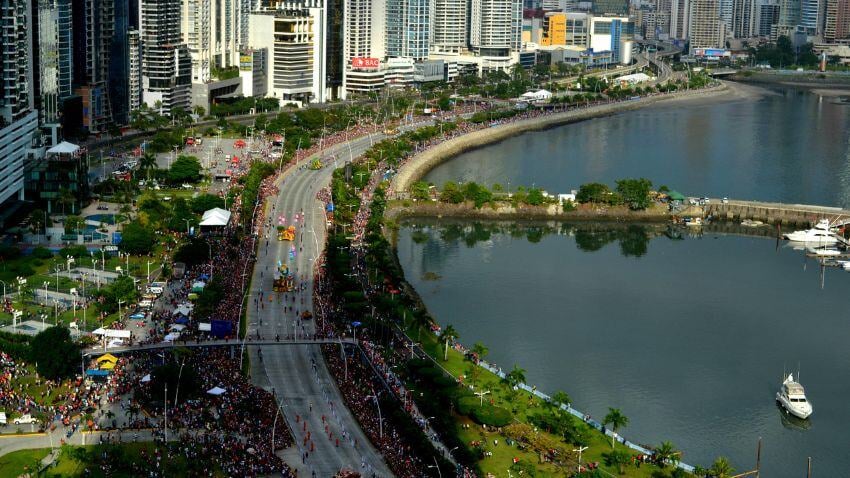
[351,57,380,69]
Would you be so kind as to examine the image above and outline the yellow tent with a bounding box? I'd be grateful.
[96,353,118,364]
[98,361,116,371]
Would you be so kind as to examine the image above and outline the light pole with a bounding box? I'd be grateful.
[0,279,7,306]
[117,299,125,321]
[474,390,491,407]
[366,392,383,439]
[146,261,155,283]
[573,445,589,473]
[428,457,443,478]
[173,360,186,407]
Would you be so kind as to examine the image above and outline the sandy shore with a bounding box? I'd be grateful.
[392,83,740,193]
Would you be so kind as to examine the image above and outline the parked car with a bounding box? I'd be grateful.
[14,414,35,425]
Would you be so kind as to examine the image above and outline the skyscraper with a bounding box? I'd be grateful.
[757,0,779,36]
[824,0,850,40]
[432,0,467,54]
[469,0,523,57]
[688,0,726,50]
[182,0,241,83]
[732,0,758,36]
[799,0,821,31]
[139,0,191,111]
[670,0,690,37]
[0,0,39,206]
[33,0,73,124]
[386,0,431,59]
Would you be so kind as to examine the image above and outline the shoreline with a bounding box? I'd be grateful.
[385,200,671,223]
[391,82,734,193]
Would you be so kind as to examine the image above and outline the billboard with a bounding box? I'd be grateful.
[351,57,380,69]
[693,48,730,58]
[240,54,253,71]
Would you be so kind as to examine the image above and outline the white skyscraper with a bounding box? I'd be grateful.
[469,0,523,56]
[688,0,727,50]
[432,0,467,53]
[139,0,192,111]
[182,0,241,83]
[671,0,690,38]
[341,0,386,97]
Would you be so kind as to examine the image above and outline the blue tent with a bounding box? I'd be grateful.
[85,369,110,377]
[198,273,211,281]
[129,313,145,320]
[174,315,190,325]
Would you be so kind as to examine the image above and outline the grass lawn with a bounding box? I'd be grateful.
[35,442,225,477]
[0,448,50,477]
[406,320,676,477]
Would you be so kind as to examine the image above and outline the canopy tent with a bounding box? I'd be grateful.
[198,322,212,332]
[173,304,193,317]
[667,190,686,201]
[93,328,132,339]
[169,324,186,332]
[191,281,206,293]
[173,315,190,325]
[198,273,210,281]
[129,313,146,320]
[96,353,119,364]
[207,386,226,396]
[98,361,117,370]
[47,141,81,155]
[200,208,232,227]
[140,374,151,383]
[163,332,181,342]
[86,369,110,377]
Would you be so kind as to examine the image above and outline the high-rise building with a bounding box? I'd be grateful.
[592,0,628,15]
[589,16,634,63]
[0,0,39,207]
[182,0,241,83]
[778,0,801,31]
[109,0,133,125]
[670,0,690,37]
[70,0,116,133]
[324,0,343,98]
[248,6,326,104]
[341,0,386,97]
[128,29,141,111]
[732,0,758,36]
[139,0,192,111]
[386,0,430,59]
[720,0,734,30]
[432,0,467,53]
[542,0,578,10]
[33,0,73,125]
[825,0,850,40]
[688,0,727,50]
[469,0,523,57]
[757,0,779,36]
[540,12,590,45]
[799,0,821,31]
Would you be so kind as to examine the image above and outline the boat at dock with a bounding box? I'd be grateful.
[783,219,840,244]
[683,217,703,227]
[808,247,842,257]
[741,219,765,227]
[776,373,813,419]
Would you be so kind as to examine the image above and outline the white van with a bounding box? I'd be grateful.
[139,299,153,308]
[147,286,164,295]
[0,411,7,425]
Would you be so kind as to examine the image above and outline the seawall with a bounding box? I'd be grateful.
[385,200,671,223]
[391,83,730,194]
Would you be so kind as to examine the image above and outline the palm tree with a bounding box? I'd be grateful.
[551,390,571,410]
[440,324,458,361]
[471,341,488,363]
[604,449,632,475]
[140,152,157,180]
[505,364,526,388]
[603,408,629,448]
[654,440,679,467]
[708,457,734,478]
[58,187,75,215]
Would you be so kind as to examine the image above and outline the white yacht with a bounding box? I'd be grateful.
[809,247,842,257]
[783,219,839,244]
[776,373,813,419]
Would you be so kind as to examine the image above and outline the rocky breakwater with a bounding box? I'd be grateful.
[385,199,671,222]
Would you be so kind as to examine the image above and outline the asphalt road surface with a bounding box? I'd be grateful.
[247,132,394,477]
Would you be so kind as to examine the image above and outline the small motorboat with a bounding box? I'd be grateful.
[809,247,842,257]
[776,373,812,419]
[683,217,703,227]
[741,219,765,227]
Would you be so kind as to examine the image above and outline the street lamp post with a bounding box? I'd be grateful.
[147,261,155,283]
[573,446,589,473]
[365,392,383,439]
[474,390,491,407]
[117,299,125,321]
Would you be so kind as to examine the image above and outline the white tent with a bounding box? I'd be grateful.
[163,332,181,342]
[140,374,151,383]
[198,322,212,332]
[199,208,232,227]
[520,89,552,102]
[169,324,186,332]
[93,328,132,339]
[207,386,226,396]
[173,304,193,317]
[47,141,80,155]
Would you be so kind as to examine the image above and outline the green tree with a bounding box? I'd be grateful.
[603,449,632,475]
[526,188,545,206]
[436,96,453,111]
[140,152,157,180]
[58,187,76,215]
[471,341,488,363]
[708,457,734,478]
[615,178,653,210]
[167,198,198,233]
[440,324,458,361]
[505,364,526,388]
[654,440,680,467]
[551,390,571,409]
[603,408,629,448]
[168,155,202,183]
[64,215,85,235]
[440,181,465,204]
[120,220,156,254]
[510,459,537,476]
[28,210,52,235]
[411,181,432,201]
[95,276,139,316]
[30,327,79,380]
[576,183,612,204]
[189,194,225,214]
